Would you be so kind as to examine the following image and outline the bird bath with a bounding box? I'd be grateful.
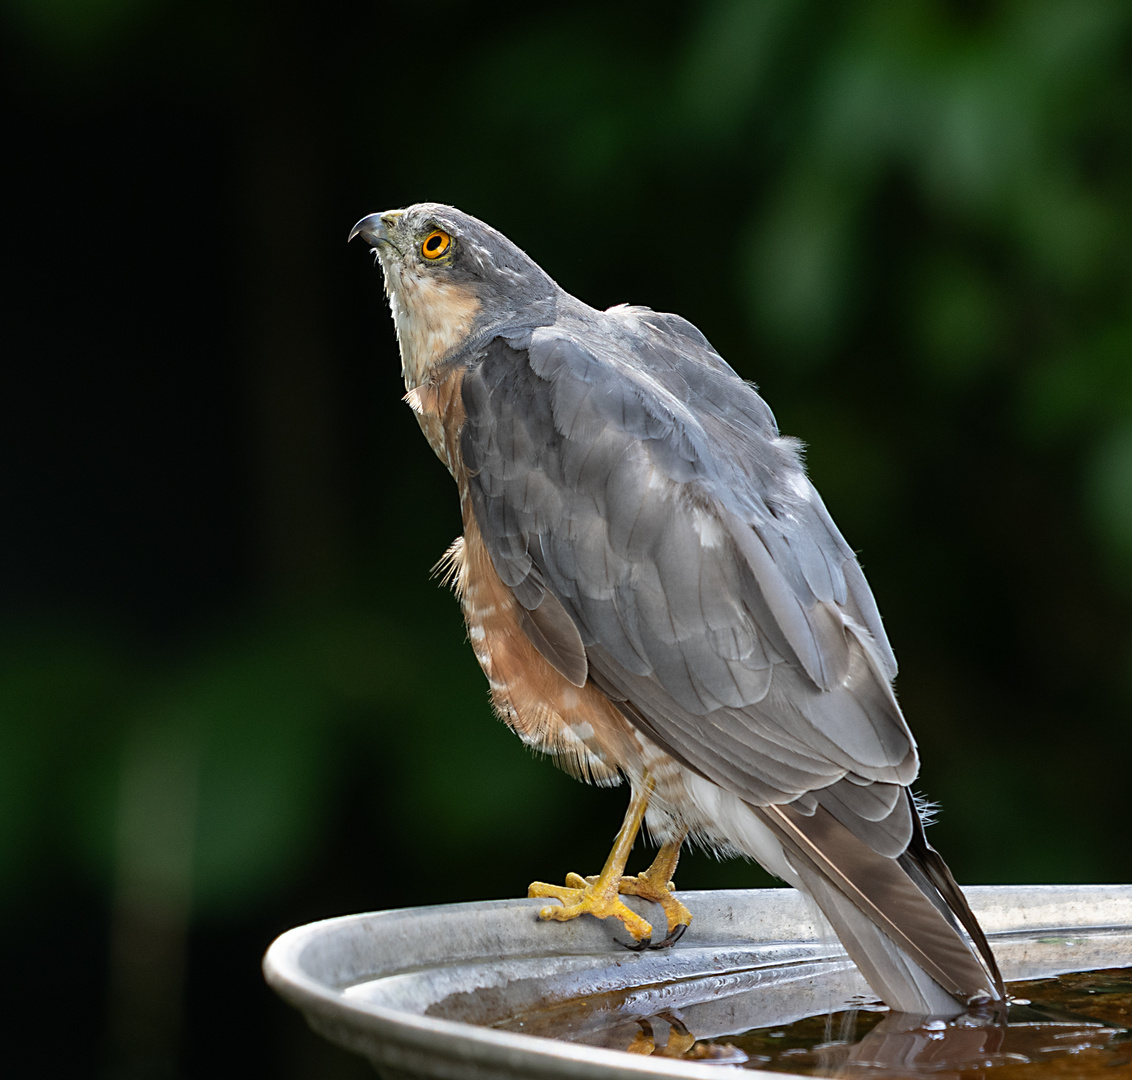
[264,885,1132,1078]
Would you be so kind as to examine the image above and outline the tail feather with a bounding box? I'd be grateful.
[758,800,1001,1015]
[901,807,1004,1000]
[794,868,968,1015]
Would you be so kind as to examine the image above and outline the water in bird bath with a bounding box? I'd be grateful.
[724,968,1131,1076]
[480,966,1132,1076]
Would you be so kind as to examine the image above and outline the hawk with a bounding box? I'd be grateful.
[350,203,1003,1016]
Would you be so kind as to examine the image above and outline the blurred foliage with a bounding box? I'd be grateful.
[4,0,1132,1077]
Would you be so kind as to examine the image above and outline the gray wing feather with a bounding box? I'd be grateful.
[517,588,589,688]
[459,313,916,811]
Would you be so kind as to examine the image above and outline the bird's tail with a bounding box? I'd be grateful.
[757,797,1003,1016]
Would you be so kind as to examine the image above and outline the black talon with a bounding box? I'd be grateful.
[656,1008,690,1034]
[649,923,688,949]
[618,935,653,951]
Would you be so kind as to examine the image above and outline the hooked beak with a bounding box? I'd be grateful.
[348,211,399,247]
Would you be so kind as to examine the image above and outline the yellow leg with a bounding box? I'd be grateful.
[529,780,656,945]
[618,830,692,944]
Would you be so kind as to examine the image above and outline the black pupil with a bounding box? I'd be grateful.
[426,234,443,252]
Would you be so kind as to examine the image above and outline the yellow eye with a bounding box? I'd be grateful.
[421,229,452,259]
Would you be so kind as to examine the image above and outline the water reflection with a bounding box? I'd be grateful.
[623,1009,749,1064]
[740,1001,1124,1076]
[493,968,1132,1075]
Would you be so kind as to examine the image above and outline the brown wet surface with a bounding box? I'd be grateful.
[492,967,1132,1076]
[727,968,1132,1076]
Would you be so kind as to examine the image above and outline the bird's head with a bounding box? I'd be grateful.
[349,203,557,388]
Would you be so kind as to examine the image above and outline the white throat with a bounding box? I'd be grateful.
[382,262,481,390]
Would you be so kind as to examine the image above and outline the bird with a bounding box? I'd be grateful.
[349,202,1004,1017]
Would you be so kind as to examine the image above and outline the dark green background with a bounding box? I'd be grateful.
[4,1,1131,1077]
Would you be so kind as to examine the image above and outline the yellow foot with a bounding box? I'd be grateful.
[528,872,655,945]
[618,835,692,946]
[528,782,692,949]
[528,835,692,949]
[624,1015,698,1058]
[618,869,692,946]
[530,780,658,945]
[625,1028,656,1056]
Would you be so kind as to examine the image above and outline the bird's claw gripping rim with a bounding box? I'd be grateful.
[528,780,692,948]
[528,861,693,950]
[528,873,656,944]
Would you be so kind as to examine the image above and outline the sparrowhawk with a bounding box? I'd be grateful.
[349,203,1003,1016]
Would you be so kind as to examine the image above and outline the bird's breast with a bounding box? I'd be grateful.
[442,503,646,788]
